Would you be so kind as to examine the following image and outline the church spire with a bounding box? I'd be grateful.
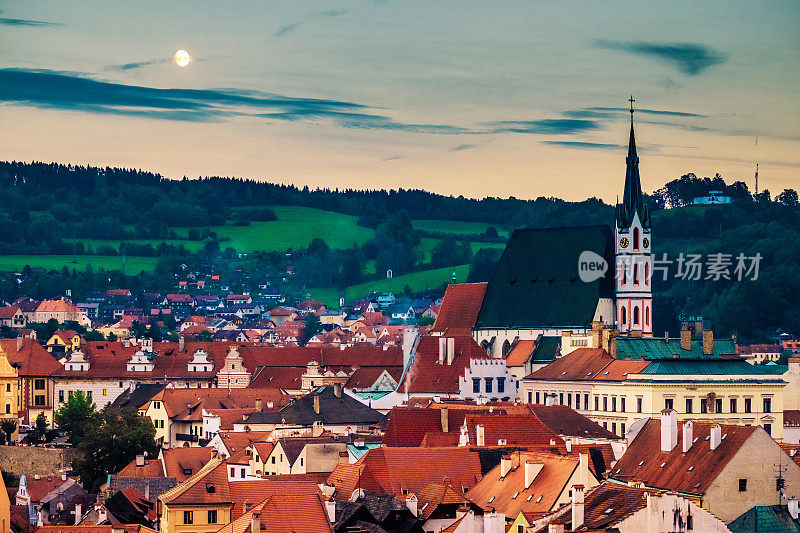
[616,96,650,229]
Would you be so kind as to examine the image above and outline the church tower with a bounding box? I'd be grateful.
[615,98,653,336]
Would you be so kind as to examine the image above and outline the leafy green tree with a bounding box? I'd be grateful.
[198,330,213,342]
[83,330,105,341]
[106,332,118,342]
[300,313,323,346]
[54,391,98,445]
[147,324,163,342]
[73,407,158,492]
[0,419,16,444]
[34,412,48,441]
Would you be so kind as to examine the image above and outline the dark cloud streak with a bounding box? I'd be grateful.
[0,16,62,27]
[594,40,728,75]
[275,9,349,37]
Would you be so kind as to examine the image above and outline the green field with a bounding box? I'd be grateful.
[309,264,470,307]
[0,255,159,273]
[412,219,507,237]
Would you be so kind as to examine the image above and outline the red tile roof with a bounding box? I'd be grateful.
[399,336,488,394]
[0,338,62,377]
[609,419,757,495]
[542,482,662,531]
[506,340,537,367]
[0,305,20,320]
[738,344,783,354]
[431,283,487,336]
[525,348,613,381]
[527,405,618,439]
[116,457,165,478]
[326,447,483,501]
[162,447,214,482]
[461,414,565,448]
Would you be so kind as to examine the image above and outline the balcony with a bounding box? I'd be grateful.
[175,433,199,442]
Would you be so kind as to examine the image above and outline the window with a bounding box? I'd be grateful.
[34,395,45,406]
[603,397,608,411]
[240,468,245,478]
[700,399,708,414]
[634,227,640,250]
[744,398,752,413]
[685,399,693,414]
[86,391,92,399]
[612,397,617,412]
[59,390,64,403]
[567,393,572,407]
[68,391,73,400]
[473,378,480,394]
[715,398,723,414]
[621,423,626,434]
[612,423,617,435]
[621,306,627,324]
[5,384,10,393]
[183,511,193,524]
[730,398,737,413]
[535,392,540,404]
[102,389,107,396]
[738,479,747,492]
[764,423,772,436]
[271,457,276,464]
[559,392,563,405]
[637,397,643,413]
[633,264,639,285]
[208,510,217,524]
[528,391,533,404]
[300,458,304,467]
[621,397,626,413]
[645,306,650,325]
[633,306,640,325]
[230,467,235,477]
[4,404,9,414]
[763,398,772,413]
[34,379,45,390]
[183,468,192,476]
[485,378,493,394]
[497,377,505,394]
[645,263,650,287]
[664,398,673,410]
[584,394,589,410]
[595,397,599,411]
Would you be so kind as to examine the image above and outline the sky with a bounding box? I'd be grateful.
[1,1,798,202]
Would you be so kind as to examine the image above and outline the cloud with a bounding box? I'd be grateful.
[105,58,170,72]
[275,9,349,37]
[450,144,475,151]
[585,107,707,118]
[595,40,728,75]
[0,16,61,27]
[485,119,600,135]
[382,155,402,162]
[542,141,625,150]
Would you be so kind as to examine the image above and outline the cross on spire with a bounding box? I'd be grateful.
[628,95,635,122]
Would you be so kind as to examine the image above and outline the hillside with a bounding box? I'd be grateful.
[0,161,798,341]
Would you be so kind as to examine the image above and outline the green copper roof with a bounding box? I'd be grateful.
[728,506,800,533]
[615,337,736,360]
[638,359,782,375]
[532,336,561,362]
[475,225,615,329]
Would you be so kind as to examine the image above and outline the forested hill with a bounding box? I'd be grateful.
[1,160,799,342]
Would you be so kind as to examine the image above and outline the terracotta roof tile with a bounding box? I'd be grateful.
[431,283,487,336]
[400,336,488,394]
[506,340,537,367]
[609,419,757,495]
[161,447,214,482]
[527,405,618,439]
[116,458,165,478]
[526,348,613,381]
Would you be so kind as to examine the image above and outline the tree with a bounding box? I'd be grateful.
[54,391,98,445]
[34,412,48,442]
[73,407,158,492]
[300,313,322,346]
[83,329,105,341]
[106,332,118,342]
[776,189,799,206]
[198,330,213,342]
[0,419,16,444]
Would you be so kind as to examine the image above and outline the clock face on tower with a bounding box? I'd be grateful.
[642,237,649,249]
[619,237,629,249]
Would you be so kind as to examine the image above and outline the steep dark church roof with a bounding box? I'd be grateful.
[474,225,614,329]
[616,123,651,229]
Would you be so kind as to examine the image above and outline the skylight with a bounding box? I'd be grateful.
[638,461,644,466]
[536,496,543,503]
[660,462,666,468]
[512,492,519,499]
[527,495,533,501]
[688,466,694,471]
[488,496,494,503]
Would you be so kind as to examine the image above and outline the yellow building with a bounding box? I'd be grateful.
[45,330,82,356]
[0,468,9,533]
[520,347,787,441]
[0,347,19,444]
[159,457,232,533]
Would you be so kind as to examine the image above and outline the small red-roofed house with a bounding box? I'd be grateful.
[431,283,487,337]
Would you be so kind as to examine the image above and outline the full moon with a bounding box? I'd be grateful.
[174,49,191,67]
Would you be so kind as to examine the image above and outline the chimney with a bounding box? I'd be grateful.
[524,461,541,489]
[313,394,320,414]
[565,440,572,453]
[789,497,799,520]
[441,407,449,433]
[660,409,678,452]
[254,398,262,412]
[438,337,447,364]
[500,455,511,477]
[476,424,485,447]
[702,330,714,355]
[144,483,150,502]
[325,498,336,522]
[405,493,418,517]
[484,510,505,533]
[682,421,693,453]
[680,329,691,351]
[178,335,185,352]
[446,337,455,365]
[571,484,585,529]
[664,331,669,342]
[17,335,23,352]
[98,507,107,523]
[333,383,342,398]
[609,336,617,358]
[710,424,722,451]
[74,503,82,526]
[135,454,145,467]
[251,511,261,533]
[578,453,589,488]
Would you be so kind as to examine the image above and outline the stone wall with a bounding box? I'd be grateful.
[0,446,79,478]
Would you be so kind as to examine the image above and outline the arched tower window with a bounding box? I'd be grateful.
[645,306,650,326]
[645,262,649,286]
[633,227,640,250]
[621,306,627,325]
[633,306,640,325]
[633,264,639,285]
[502,340,512,357]
[622,264,627,285]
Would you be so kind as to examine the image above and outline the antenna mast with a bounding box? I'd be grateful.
[755,163,759,196]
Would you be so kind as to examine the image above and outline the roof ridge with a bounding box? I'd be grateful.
[159,456,224,504]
